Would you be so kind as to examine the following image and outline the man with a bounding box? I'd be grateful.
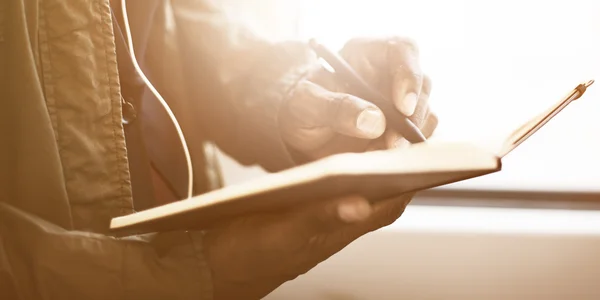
[0,0,438,299]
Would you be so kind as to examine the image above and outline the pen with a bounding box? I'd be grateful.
[308,39,427,144]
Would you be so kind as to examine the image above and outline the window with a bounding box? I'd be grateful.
[218,0,600,197]
[295,0,600,193]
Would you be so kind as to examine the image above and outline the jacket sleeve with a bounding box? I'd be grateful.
[0,202,213,300]
[141,0,319,173]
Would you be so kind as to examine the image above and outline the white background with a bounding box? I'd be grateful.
[222,0,600,192]
[298,0,600,192]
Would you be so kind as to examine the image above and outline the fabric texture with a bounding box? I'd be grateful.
[0,0,318,299]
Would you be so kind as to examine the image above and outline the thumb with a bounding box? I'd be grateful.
[288,81,387,139]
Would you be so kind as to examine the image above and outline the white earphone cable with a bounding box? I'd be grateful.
[120,0,194,199]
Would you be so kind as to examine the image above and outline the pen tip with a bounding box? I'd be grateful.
[586,79,595,87]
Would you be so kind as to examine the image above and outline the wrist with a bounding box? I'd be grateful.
[229,41,318,172]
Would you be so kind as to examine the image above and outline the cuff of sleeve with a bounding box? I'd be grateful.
[126,230,215,300]
[230,41,318,172]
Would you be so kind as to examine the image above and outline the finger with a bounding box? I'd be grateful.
[360,193,414,233]
[308,66,341,93]
[286,80,386,139]
[421,74,433,98]
[274,195,375,277]
[384,130,403,149]
[289,195,373,239]
[366,141,386,152]
[339,38,390,91]
[408,75,432,126]
[319,193,414,248]
[305,134,372,159]
[340,37,424,116]
[388,39,423,117]
[290,193,412,265]
[391,75,432,147]
[420,111,439,138]
[279,124,335,153]
[342,50,380,88]
[365,129,405,151]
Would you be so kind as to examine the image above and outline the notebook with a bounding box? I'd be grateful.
[110,80,594,235]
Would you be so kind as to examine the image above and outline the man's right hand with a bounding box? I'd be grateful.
[280,37,438,160]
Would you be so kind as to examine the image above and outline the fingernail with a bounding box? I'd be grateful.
[338,200,372,223]
[400,92,418,116]
[394,79,418,117]
[356,108,386,138]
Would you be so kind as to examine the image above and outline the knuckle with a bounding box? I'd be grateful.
[287,80,312,105]
[421,74,433,95]
[388,36,420,54]
[432,114,439,127]
[423,74,433,88]
[410,107,429,127]
[390,60,423,82]
[340,38,369,58]
[382,196,412,223]
[328,94,352,122]
[385,206,406,225]
[408,70,424,82]
[426,113,440,132]
[371,202,408,230]
[386,38,421,76]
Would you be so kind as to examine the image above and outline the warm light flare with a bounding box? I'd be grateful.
[297,0,600,192]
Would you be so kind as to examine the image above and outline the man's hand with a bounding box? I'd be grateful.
[204,37,440,300]
[205,193,413,300]
[280,37,438,159]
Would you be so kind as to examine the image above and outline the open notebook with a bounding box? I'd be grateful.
[111,80,594,235]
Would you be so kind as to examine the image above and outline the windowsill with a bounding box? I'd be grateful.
[388,188,600,234]
[388,204,600,235]
[413,188,600,210]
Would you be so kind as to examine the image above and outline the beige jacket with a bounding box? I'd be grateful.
[0,0,316,299]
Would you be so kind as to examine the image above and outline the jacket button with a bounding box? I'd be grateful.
[121,97,137,125]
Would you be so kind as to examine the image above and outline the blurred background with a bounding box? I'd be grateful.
[217,0,600,299]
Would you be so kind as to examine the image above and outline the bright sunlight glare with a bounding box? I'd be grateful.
[297,0,600,192]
